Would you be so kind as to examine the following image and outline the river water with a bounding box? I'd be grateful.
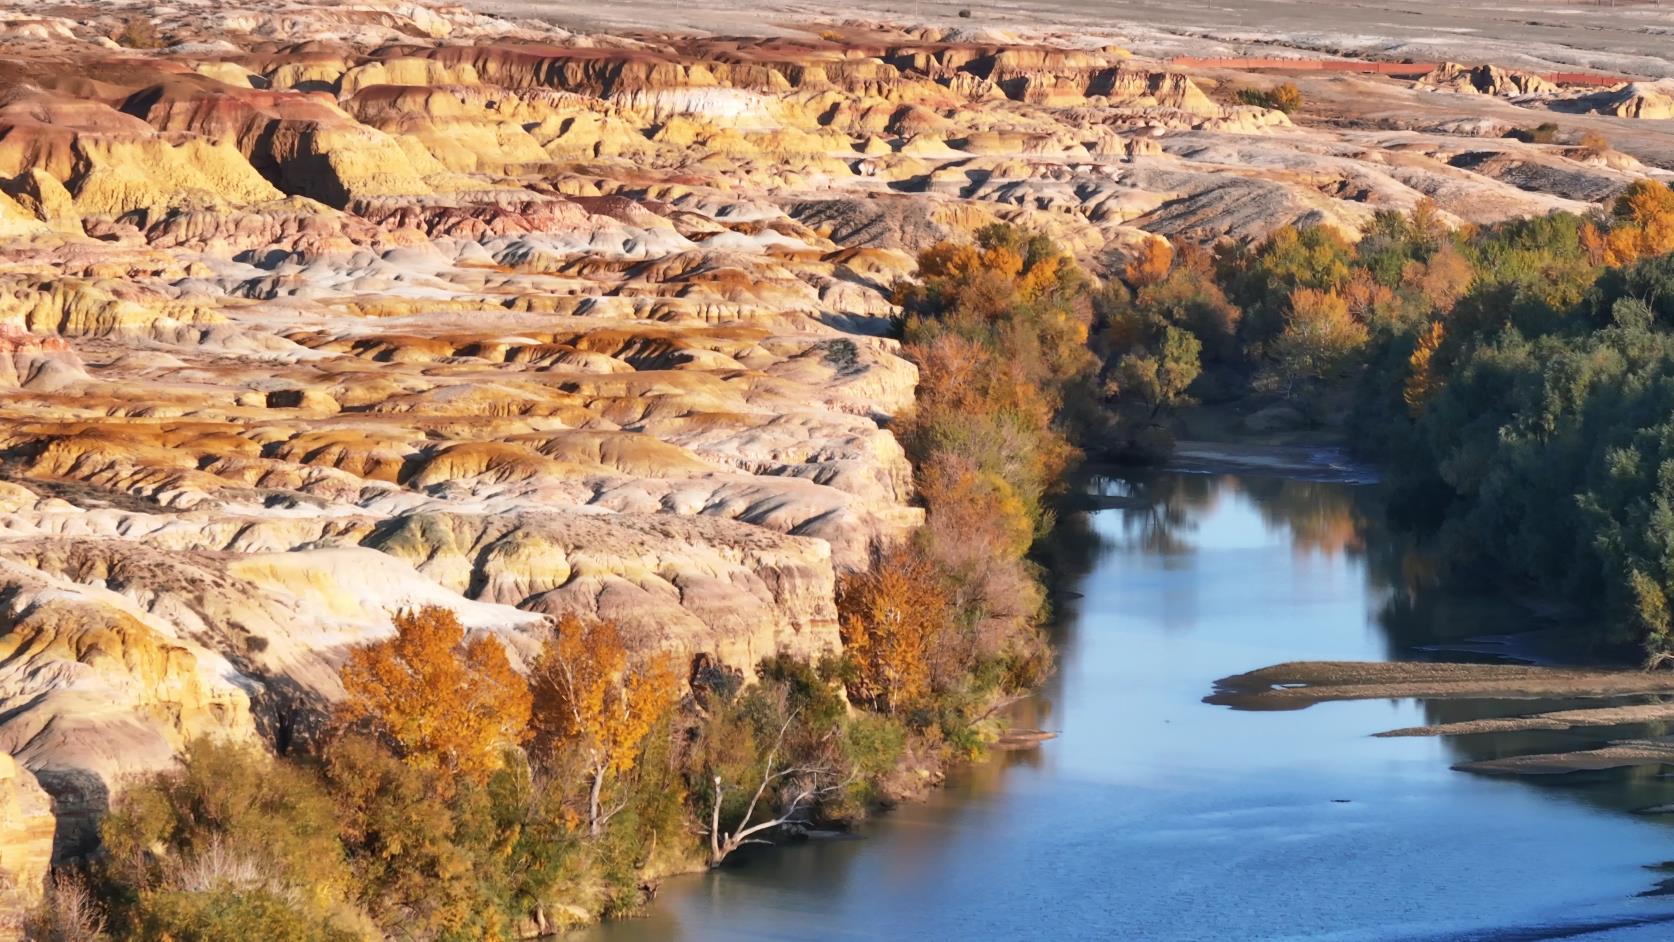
[581,467,1674,941]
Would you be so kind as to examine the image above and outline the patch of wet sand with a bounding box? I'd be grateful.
[1377,701,1674,738]
[1456,739,1674,775]
[1207,661,1674,711]
[1167,441,1377,483]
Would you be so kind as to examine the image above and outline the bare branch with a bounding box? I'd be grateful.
[707,707,859,867]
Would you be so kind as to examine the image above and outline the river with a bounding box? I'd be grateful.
[580,464,1674,941]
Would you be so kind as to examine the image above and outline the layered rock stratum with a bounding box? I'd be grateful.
[0,0,1667,914]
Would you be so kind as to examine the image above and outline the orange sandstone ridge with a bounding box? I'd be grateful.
[0,0,1666,919]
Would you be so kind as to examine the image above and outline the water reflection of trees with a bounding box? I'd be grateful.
[1109,471,1550,658]
[1102,470,1375,562]
[1094,470,1220,556]
[1108,470,1674,825]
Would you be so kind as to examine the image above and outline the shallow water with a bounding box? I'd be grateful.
[579,470,1674,941]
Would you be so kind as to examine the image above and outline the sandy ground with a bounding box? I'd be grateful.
[1376,701,1674,737]
[1289,67,1674,170]
[473,0,1674,78]
[1211,661,1674,774]
[1205,660,1674,710]
[1456,739,1674,774]
[1167,441,1379,483]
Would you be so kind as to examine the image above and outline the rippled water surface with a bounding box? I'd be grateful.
[580,470,1674,942]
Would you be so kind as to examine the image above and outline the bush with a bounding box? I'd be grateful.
[128,889,356,942]
[100,739,350,915]
[1237,82,1303,114]
[26,873,108,942]
[1506,121,1561,144]
[1577,130,1611,156]
[113,18,164,49]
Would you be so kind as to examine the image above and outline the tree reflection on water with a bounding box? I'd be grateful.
[1103,467,1674,822]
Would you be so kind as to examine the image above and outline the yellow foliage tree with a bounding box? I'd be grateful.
[907,240,1030,322]
[1403,320,1446,416]
[1268,287,1368,391]
[1015,251,1066,302]
[916,240,1024,285]
[836,542,954,715]
[529,614,681,836]
[337,605,532,791]
[1591,180,1674,266]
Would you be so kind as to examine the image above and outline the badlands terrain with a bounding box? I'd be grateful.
[0,0,1671,919]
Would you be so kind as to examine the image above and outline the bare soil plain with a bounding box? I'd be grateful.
[483,0,1674,77]
[0,0,1671,921]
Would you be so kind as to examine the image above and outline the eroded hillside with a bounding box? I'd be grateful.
[0,0,1667,913]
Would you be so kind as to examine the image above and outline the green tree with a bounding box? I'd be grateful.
[1111,326,1201,421]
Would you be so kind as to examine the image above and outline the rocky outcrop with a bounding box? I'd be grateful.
[1569,81,1674,120]
[0,754,53,918]
[1418,62,1557,97]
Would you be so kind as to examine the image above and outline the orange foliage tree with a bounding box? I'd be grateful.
[901,224,1083,320]
[528,614,681,836]
[1584,180,1674,267]
[1122,238,1174,291]
[836,542,955,715]
[337,605,532,790]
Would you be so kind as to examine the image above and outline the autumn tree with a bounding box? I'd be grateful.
[337,605,532,789]
[528,614,681,837]
[1118,244,1242,361]
[836,542,955,715]
[901,238,1026,322]
[1401,244,1474,315]
[1263,287,1368,393]
[1403,320,1446,416]
[1122,238,1174,291]
[915,453,1044,673]
[897,224,1084,324]
[1222,225,1356,343]
[896,332,1076,537]
[1585,180,1674,267]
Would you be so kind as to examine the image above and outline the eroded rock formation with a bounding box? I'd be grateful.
[0,0,1664,893]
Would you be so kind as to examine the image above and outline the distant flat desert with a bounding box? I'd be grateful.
[473,0,1674,79]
